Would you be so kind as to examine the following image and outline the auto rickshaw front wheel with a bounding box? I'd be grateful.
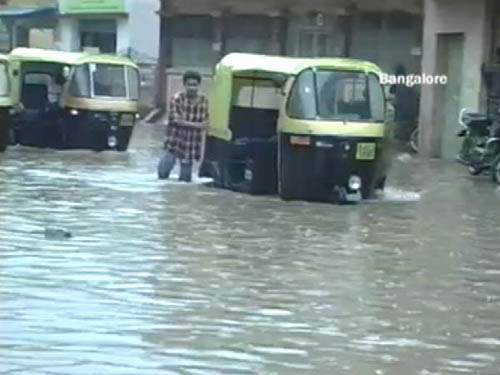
[278,152,296,201]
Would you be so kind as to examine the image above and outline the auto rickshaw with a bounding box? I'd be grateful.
[200,53,391,203]
[8,48,140,151]
[0,54,12,152]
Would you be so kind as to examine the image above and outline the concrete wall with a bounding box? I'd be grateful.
[419,0,491,158]
[55,17,79,51]
[126,0,159,60]
[116,16,130,54]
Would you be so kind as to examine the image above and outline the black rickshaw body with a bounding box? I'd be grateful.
[201,53,391,204]
[7,48,140,152]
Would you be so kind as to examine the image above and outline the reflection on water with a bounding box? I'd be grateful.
[1,124,500,374]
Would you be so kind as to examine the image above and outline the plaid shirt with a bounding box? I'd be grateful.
[165,92,209,163]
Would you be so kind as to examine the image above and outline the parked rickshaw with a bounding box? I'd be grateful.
[7,48,140,151]
[0,54,12,152]
[200,53,391,203]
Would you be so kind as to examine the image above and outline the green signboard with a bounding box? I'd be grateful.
[59,0,126,14]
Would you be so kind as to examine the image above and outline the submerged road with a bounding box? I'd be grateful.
[1,123,500,374]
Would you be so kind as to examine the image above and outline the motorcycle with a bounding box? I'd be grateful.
[456,107,500,183]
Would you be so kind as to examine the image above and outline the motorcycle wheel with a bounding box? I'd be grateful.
[469,165,482,176]
[410,127,419,153]
[492,158,500,184]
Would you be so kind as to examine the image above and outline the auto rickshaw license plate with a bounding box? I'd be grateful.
[356,143,376,160]
[120,115,134,127]
[290,136,311,146]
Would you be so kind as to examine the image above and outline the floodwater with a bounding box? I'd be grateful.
[1,123,500,375]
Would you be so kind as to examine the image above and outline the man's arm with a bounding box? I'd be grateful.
[177,119,207,129]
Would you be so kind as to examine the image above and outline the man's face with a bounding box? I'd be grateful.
[185,78,200,98]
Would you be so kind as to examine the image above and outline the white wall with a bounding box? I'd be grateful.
[419,0,491,158]
[116,17,130,54]
[126,0,159,60]
[55,17,79,51]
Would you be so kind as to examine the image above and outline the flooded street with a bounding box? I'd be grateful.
[1,123,500,375]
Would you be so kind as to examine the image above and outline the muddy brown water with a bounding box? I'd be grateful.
[1,124,500,374]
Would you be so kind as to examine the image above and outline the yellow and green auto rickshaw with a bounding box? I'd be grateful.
[200,53,392,203]
[8,48,140,151]
[0,54,12,152]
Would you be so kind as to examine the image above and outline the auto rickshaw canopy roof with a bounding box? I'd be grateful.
[8,48,138,68]
[215,53,382,76]
[208,53,383,141]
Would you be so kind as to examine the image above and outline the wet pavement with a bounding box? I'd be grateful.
[1,123,500,374]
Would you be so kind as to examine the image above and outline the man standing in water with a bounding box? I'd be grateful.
[159,71,209,182]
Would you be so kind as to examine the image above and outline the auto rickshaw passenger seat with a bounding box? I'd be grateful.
[338,101,370,119]
[229,106,278,140]
[22,84,49,111]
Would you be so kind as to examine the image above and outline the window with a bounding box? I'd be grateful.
[24,73,61,103]
[91,64,126,97]
[368,74,385,122]
[0,63,8,96]
[287,70,316,120]
[171,16,218,68]
[68,63,139,100]
[288,70,385,122]
[226,16,272,54]
[80,20,117,53]
[69,64,91,98]
[126,67,140,100]
[298,31,329,57]
[317,71,370,120]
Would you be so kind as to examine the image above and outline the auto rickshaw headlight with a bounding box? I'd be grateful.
[70,109,79,116]
[108,135,118,148]
[348,175,362,191]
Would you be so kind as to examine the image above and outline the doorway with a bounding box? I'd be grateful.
[435,33,464,159]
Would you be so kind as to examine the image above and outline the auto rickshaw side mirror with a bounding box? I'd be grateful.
[62,66,71,81]
[277,86,287,96]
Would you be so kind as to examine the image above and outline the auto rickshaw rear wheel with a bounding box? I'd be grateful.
[0,126,7,152]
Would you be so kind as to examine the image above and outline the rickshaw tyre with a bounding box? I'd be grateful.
[278,158,295,201]
[92,143,106,152]
[375,176,386,191]
[0,121,9,152]
[492,158,500,184]
[0,130,7,152]
[116,127,133,151]
[469,165,481,176]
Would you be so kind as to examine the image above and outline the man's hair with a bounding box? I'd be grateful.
[183,70,202,85]
[395,64,406,77]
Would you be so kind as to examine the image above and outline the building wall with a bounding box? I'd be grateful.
[2,0,56,6]
[126,0,159,60]
[116,16,130,54]
[419,0,491,158]
[55,17,78,51]
[159,0,423,113]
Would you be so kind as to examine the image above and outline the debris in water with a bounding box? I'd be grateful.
[44,228,72,240]
[396,153,413,163]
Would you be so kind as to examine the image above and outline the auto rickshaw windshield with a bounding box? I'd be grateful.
[68,63,140,100]
[0,62,9,97]
[287,69,385,123]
